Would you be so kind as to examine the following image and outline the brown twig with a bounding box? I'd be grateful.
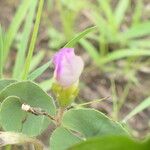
[21,104,56,121]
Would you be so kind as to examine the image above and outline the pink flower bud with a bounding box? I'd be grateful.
[53,48,84,87]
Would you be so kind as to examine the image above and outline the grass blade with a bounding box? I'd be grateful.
[39,78,54,91]
[128,39,150,49]
[115,0,129,27]
[22,0,44,80]
[123,97,150,122]
[80,39,100,64]
[90,11,115,42]
[100,49,150,64]
[64,26,96,47]
[4,0,33,62]
[13,0,38,79]
[30,50,45,72]
[97,0,115,27]
[123,21,150,39]
[27,61,52,80]
[132,0,143,25]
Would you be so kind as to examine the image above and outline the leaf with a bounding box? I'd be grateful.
[99,49,150,64]
[0,81,56,136]
[0,132,43,150]
[30,50,45,72]
[27,61,51,80]
[80,39,99,64]
[128,39,150,49]
[123,97,150,122]
[21,0,45,80]
[115,0,129,27]
[39,78,54,92]
[64,26,96,47]
[62,108,128,138]
[4,0,33,62]
[132,0,143,25]
[90,11,112,40]
[50,109,128,150]
[50,127,82,150]
[123,21,150,39]
[0,79,17,92]
[97,0,114,26]
[0,96,26,132]
[13,0,38,79]
[68,136,149,150]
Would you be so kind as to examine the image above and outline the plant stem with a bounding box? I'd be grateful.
[56,107,65,127]
[22,0,44,80]
[111,79,118,121]
[76,96,109,107]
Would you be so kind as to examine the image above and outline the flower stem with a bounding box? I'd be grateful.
[22,0,44,80]
[56,107,65,127]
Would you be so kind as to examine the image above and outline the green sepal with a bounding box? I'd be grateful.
[52,82,78,107]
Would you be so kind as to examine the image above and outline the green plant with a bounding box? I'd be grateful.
[0,0,46,81]
[47,0,88,50]
[80,0,150,80]
[0,0,150,150]
[68,135,150,150]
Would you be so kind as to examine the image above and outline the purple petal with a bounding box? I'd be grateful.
[53,48,84,87]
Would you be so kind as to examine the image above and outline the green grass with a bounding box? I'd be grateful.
[22,0,45,80]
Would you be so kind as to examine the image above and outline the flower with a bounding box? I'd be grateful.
[52,48,84,107]
[53,48,84,87]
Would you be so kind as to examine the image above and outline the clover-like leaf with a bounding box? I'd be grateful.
[0,79,17,92]
[62,108,128,138]
[50,108,128,150]
[68,135,149,150]
[0,96,26,132]
[50,127,82,150]
[0,81,56,136]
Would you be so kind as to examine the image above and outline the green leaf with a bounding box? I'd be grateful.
[62,108,128,138]
[115,0,129,27]
[123,97,150,122]
[91,11,112,40]
[0,81,56,136]
[97,0,115,26]
[0,96,26,132]
[80,39,100,64]
[123,21,150,39]
[64,26,96,47]
[27,61,51,80]
[132,0,143,25]
[22,0,45,80]
[30,50,46,72]
[0,79,17,92]
[50,127,82,150]
[99,49,150,64]
[68,136,149,150]
[39,78,54,92]
[4,0,33,62]
[13,0,38,79]
[128,39,150,49]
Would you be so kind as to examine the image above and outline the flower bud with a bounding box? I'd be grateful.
[52,48,84,107]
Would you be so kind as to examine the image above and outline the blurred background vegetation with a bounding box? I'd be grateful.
[0,0,150,139]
